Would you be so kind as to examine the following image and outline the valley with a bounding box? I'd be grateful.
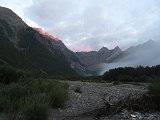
[0,6,160,120]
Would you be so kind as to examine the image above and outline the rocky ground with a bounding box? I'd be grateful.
[49,81,160,120]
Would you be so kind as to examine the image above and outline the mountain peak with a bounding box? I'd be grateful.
[98,47,109,53]
[0,6,27,28]
[113,46,121,51]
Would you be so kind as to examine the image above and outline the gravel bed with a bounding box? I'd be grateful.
[49,81,159,120]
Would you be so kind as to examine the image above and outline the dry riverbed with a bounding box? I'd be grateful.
[49,81,160,120]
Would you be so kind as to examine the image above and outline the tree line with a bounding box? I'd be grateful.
[103,65,160,82]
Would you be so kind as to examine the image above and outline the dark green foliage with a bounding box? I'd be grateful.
[103,65,160,82]
[0,65,32,84]
[22,96,49,120]
[149,79,160,98]
[47,84,68,108]
[52,76,103,82]
[38,79,69,108]
[148,78,160,110]
[0,66,69,120]
[0,79,68,120]
[0,65,19,84]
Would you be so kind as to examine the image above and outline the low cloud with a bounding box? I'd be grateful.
[24,0,160,51]
[98,41,160,75]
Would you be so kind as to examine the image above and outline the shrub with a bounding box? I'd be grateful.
[149,79,160,98]
[47,82,68,108]
[148,78,160,110]
[74,86,82,94]
[0,65,69,119]
[22,95,49,120]
[0,78,69,120]
[0,65,32,84]
[0,82,27,120]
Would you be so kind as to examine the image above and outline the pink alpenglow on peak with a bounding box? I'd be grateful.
[35,28,59,41]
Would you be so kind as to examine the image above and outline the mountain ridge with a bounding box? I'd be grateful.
[0,6,80,76]
[1,6,159,76]
[75,46,122,66]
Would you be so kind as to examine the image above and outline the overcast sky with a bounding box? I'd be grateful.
[0,0,160,51]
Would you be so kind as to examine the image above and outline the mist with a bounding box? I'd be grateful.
[98,40,160,75]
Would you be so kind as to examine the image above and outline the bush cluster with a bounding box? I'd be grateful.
[148,78,160,110]
[0,65,68,120]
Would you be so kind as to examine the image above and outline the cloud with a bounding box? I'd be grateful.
[1,0,160,51]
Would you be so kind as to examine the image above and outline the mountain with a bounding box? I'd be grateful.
[1,6,159,77]
[75,46,122,67]
[34,28,89,75]
[0,6,81,76]
[75,46,122,75]
[97,40,160,75]
[79,40,160,75]
[125,40,156,54]
[117,40,160,66]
